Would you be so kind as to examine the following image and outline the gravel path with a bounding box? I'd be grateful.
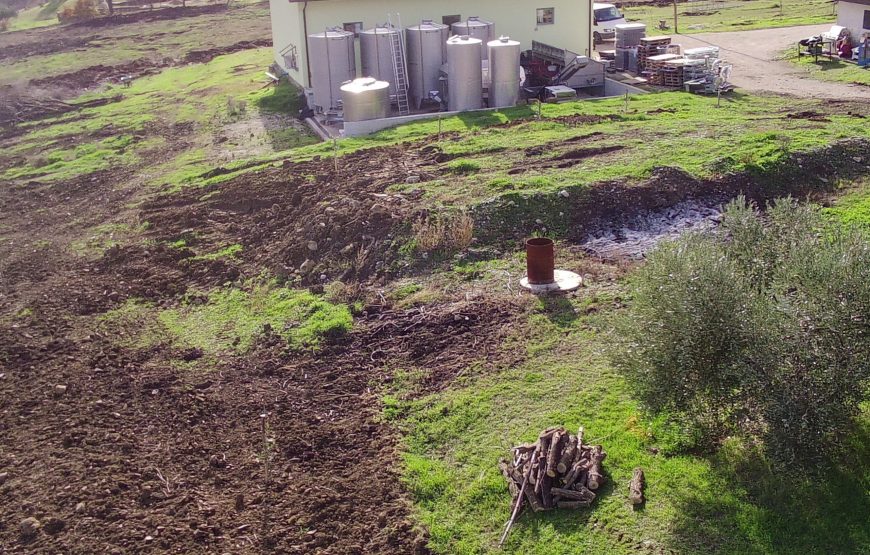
[676,25,870,99]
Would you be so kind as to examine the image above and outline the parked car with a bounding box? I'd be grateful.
[593,2,627,43]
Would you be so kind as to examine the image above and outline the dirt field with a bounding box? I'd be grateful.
[1,4,869,555]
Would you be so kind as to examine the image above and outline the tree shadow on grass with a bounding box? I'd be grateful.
[667,424,870,555]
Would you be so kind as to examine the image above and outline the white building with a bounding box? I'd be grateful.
[268,0,593,88]
[837,0,870,41]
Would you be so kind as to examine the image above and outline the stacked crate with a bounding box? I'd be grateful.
[637,36,671,71]
[644,53,681,85]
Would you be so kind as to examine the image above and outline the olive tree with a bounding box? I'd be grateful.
[611,198,870,464]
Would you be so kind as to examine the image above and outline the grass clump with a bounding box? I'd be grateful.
[411,212,475,253]
[190,243,243,261]
[610,197,870,464]
[447,159,482,175]
[101,282,352,355]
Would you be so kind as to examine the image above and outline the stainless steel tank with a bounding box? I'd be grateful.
[446,35,483,111]
[487,36,521,108]
[360,26,400,97]
[341,78,390,122]
[406,20,449,108]
[451,17,495,60]
[308,29,356,112]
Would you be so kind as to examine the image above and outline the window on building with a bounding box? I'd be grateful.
[343,22,362,37]
[442,14,461,26]
[537,7,555,25]
[864,9,870,30]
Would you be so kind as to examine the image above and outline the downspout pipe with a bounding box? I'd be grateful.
[303,0,312,86]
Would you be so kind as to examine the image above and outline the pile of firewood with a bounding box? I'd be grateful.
[498,426,605,514]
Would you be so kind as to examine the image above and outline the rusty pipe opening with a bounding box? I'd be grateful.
[525,237,555,285]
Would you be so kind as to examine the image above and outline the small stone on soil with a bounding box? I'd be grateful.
[0,471,7,483]
[20,517,41,538]
[307,241,318,251]
[559,189,570,198]
[75,501,86,513]
[54,384,68,396]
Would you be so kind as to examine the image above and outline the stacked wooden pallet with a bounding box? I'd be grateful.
[644,53,681,85]
[637,36,671,71]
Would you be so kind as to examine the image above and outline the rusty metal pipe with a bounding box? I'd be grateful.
[525,238,555,285]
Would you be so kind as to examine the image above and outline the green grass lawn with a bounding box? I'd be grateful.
[4,0,67,32]
[621,0,836,33]
[0,2,270,86]
[2,47,316,186]
[387,186,870,554]
[783,49,870,86]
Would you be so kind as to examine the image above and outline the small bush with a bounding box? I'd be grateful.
[411,211,474,253]
[57,0,100,22]
[610,197,870,465]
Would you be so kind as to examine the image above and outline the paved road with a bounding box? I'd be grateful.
[676,25,870,99]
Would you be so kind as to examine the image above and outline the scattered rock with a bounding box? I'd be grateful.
[75,501,86,513]
[53,384,68,397]
[406,175,421,184]
[306,240,318,251]
[20,517,41,539]
[535,219,543,225]
[0,472,7,484]
[44,517,65,535]
[558,189,570,198]
[299,259,315,273]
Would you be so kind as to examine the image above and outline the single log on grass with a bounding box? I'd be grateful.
[556,433,577,474]
[629,467,645,506]
[587,445,606,491]
[546,430,565,477]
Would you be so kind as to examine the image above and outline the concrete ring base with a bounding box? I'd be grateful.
[520,269,583,294]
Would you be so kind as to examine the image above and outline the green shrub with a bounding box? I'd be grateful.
[446,159,480,175]
[610,197,870,464]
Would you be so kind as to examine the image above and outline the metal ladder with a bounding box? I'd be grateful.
[387,16,410,115]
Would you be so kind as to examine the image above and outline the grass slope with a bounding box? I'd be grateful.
[784,50,870,86]
[2,47,315,185]
[622,0,835,33]
[390,203,870,554]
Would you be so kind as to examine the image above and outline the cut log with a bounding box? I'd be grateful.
[551,486,596,503]
[557,433,577,474]
[556,500,593,509]
[562,459,590,488]
[507,462,544,512]
[545,430,565,478]
[629,467,645,506]
[534,434,551,496]
[498,460,520,504]
[539,474,554,508]
[587,445,606,491]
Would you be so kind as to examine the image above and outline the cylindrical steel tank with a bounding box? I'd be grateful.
[360,26,400,97]
[308,29,356,112]
[451,17,494,60]
[487,36,520,108]
[446,35,483,111]
[406,20,449,108]
[341,78,390,122]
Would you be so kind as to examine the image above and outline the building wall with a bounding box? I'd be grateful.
[272,0,592,88]
[269,0,306,86]
[838,1,870,41]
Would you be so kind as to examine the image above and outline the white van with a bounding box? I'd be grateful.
[592,3,627,43]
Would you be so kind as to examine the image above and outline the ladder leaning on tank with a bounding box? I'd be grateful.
[386,15,410,115]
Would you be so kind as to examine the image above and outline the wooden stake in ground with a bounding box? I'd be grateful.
[629,467,645,507]
[498,445,538,548]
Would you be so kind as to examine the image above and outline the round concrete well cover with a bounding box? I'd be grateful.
[520,269,583,294]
